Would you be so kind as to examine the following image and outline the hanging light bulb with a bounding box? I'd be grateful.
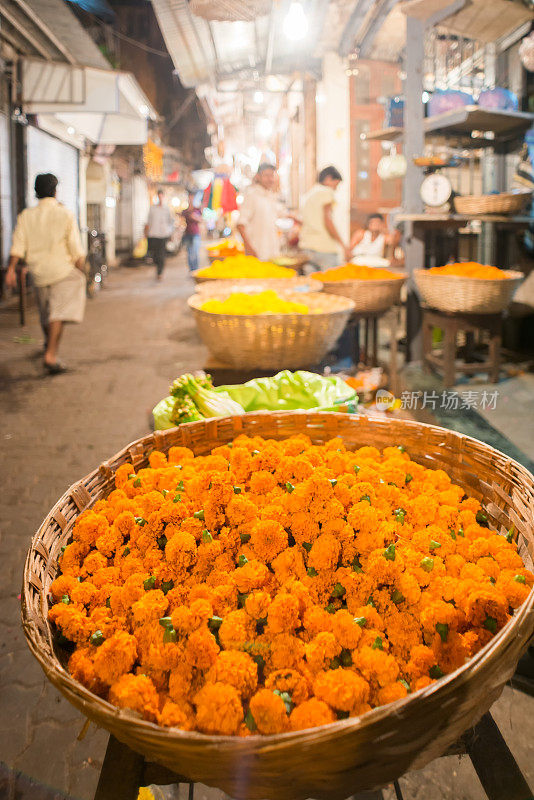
[257,118,273,139]
[254,91,264,104]
[283,1,308,42]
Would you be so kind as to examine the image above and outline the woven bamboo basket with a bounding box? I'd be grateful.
[22,413,534,800]
[193,268,297,284]
[414,269,523,314]
[315,274,406,313]
[453,191,531,215]
[188,292,354,370]
[193,278,321,295]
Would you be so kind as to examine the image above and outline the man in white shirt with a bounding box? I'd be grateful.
[237,164,286,262]
[350,213,394,260]
[144,189,174,280]
[5,173,86,374]
[300,166,352,270]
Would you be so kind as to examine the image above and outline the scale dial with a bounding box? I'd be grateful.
[420,173,452,207]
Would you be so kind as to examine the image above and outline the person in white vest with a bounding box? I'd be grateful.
[350,213,393,261]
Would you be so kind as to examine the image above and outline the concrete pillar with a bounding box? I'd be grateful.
[315,52,351,243]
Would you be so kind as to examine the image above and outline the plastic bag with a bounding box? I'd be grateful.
[152,370,358,431]
[133,237,148,258]
[217,370,357,412]
[153,396,176,430]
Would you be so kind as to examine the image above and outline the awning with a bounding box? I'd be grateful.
[21,59,158,145]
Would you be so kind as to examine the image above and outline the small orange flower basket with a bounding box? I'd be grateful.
[414,269,523,314]
[22,412,534,799]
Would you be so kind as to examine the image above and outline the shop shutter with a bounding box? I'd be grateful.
[0,112,12,265]
[26,126,79,219]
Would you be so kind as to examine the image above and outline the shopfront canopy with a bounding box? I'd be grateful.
[21,59,158,145]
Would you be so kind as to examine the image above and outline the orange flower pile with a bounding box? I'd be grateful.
[427,262,506,279]
[312,264,403,282]
[48,435,532,735]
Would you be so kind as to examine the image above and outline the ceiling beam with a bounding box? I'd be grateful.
[338,0,375,58]
[11,0,77,64]
[359,0,400,59]
[0,5,55,60]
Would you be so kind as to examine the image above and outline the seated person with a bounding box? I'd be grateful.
[350,213,396,261]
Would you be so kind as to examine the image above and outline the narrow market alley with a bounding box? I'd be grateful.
[1,258,534,800]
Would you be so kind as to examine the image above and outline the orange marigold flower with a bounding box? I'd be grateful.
[245,591,271,620]
[165,530,197,574]
[132,590,168,626]
[109,673,159,721]
[194,681,243,735]
[250,519,288,563]
[48,603,90,644]
[313,669,370,712]
[68,648,104,694]
[290,698,335,731]
[168,663,193,702]
[233,559,269,594]
[159,700,193,729]
[265,669,311,705]
[353,645,399,687]
[50,574,79,604]
[305,632,341,673]
[267,593,300,634]
[249,688,288,734]
[307,533,341,572]
[303,606,333,638]
[208,651,258,699]
[184,628,220,670]
[331,610,362,650]
[219,609,255,651]
[93,630,137,686]
[376,681,408,706]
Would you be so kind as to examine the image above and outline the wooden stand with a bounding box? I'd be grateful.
[347,308,399,389]
[422,308,502,388]
[93,712,532,800]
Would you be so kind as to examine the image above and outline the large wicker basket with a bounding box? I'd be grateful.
[415,269,523,314]
[188,292,354,369]
[193,268,298,284]
[453,191,531,215]
[316,273,406,313]
[22,413,534,800]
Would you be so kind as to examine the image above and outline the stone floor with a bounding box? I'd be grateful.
[1,255,533,800]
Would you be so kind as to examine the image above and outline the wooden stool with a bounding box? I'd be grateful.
[422,308,502,388]
[93,712,532,800]
[347,308,399,369]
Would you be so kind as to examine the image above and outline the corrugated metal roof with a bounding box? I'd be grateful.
[151,0,326,87]
[9,0,110,68]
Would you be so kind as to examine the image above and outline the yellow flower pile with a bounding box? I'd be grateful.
[201,291,311,315]
[197,255,296,280]
[48,434,532,736]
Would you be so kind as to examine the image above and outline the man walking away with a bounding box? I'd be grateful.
[145,189,174,280]
[300,166,352,271]
[5,173,86,375]
[181,190,202,272]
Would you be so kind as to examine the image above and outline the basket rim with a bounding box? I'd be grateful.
[312,274,406,287]
[21,410,534,749]
[414,269,524,283]
[187,293,356,317]
[454,190,532,201]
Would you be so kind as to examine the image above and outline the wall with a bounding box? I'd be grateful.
[315,51,351,242]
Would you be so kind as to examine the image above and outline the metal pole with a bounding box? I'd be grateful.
[403,15,425,362]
